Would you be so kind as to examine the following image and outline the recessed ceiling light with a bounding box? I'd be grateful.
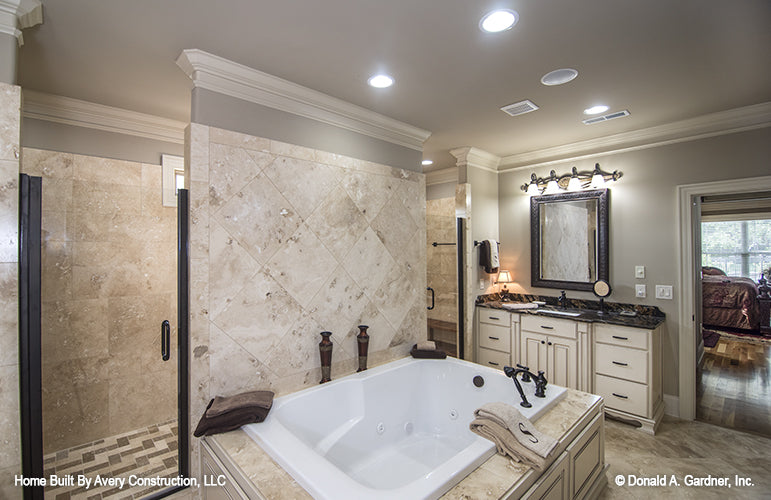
[479,9,519,33]
[368,74,394,88]
[584,105,609,115]
[422,160,433,166]
[541,68,578,86]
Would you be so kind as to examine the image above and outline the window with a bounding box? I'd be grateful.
[701,219,771,279]
[162,154,185,207]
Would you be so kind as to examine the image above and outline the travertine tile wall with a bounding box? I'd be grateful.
[186,123,427,474]
[426,197,457,327]
[0,82,21,499]
[21,148,178,453]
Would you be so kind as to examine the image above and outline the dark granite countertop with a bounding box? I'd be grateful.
[476,293,666,330]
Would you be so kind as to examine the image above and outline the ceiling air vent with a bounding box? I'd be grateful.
[582,109,630,125]
[501,100,539,117]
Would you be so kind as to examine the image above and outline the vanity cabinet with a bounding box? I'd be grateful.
[476,309,514,370]
[520,316,579,390]
[592,324,663,434]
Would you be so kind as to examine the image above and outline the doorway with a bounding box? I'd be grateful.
[695,193,771,436]
[676,176,771,423]
[18,150,189,499]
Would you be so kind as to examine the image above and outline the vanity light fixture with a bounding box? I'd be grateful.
[422,159,433,166]
[480,9,519,33]
[368,74,394,88]
[521,164,622,195]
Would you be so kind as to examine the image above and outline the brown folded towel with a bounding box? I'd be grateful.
[194,390,274,437]
[469,402,557,471]
[410,344,447,359]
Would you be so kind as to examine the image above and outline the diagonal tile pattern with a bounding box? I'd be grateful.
[191,125,427,404]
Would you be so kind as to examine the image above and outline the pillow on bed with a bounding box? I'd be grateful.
[702,266,726,276]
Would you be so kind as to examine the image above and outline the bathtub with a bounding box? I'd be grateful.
[243,357,567,500]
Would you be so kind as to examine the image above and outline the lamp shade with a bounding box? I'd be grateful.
[496,270,513,283]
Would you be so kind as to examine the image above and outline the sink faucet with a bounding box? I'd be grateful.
[503,364,548,408]
[558,290,567,309]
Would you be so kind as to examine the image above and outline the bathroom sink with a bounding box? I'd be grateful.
[537,309,582,317]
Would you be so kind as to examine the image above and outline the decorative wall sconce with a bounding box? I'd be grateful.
[521,163,622,195]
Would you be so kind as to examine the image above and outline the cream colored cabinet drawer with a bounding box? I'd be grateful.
[595,374,648,417]
[477,347,509,370]
[595,343,648,384]
[594,324,648,350]
[479,309,510,327]
[521,315,577,340]
[479,323,511,352]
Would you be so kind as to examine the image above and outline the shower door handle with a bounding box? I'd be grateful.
[161,320,170,361]
[427,287,435,310]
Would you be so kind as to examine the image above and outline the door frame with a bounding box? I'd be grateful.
[676,175,771,420]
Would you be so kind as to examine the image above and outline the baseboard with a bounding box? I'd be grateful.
[663,394,679,418]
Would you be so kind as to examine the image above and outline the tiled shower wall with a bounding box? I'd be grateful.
[186,124,428,458]
[21,148,178,453]
[0,82,21,499]
[426,197,457,325]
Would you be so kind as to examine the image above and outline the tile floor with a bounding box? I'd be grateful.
[43,419,178,499]
[600,415,771,499]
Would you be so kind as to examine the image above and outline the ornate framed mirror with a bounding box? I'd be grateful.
[530,189,609,291]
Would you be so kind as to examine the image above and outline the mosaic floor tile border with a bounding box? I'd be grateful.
[43,419,179,499]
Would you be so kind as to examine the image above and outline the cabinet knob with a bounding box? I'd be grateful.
[541,340,545,344]
[548,342,552,346]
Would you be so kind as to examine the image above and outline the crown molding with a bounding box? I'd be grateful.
[499,102,771,171]
[450,146,500,172]
[22,90,187,144]
[425,167,458,186]
[176,49,431,151]
[0,0,42,44]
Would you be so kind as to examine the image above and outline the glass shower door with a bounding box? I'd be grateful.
[19,151,188,500]
[426,197,460,356]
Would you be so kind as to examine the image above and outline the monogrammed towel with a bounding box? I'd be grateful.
[469,402,558,471]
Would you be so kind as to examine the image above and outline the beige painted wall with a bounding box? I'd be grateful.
[497,127,771,397]
[0,82,21,499]
[21,148,178,453]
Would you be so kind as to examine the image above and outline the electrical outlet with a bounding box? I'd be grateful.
[479,279,486,290]
[656,285,673,300]
[635,265,645,279]
[635,284,647,298]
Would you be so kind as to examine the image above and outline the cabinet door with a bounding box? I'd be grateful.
[520,330,548,374]
[548,337,577,389]
[525,451,569,500]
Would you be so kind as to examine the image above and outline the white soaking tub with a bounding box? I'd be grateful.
[243,357,567,500]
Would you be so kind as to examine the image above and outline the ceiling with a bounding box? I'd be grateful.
[17,0,771,171]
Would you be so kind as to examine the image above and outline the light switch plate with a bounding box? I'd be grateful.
[479,279,486,290]
[635,284,647,298]
[635,265,645,279]
[656,285,673,299]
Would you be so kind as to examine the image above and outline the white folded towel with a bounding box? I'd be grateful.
[487,238,499,270]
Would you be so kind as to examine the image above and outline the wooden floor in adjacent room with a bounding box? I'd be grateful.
[697,334,771,437]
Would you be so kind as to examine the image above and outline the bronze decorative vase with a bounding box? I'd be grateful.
[319,331,333,383]
[357,325,370,372]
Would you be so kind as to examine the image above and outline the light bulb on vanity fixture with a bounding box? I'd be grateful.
[520,163,622,195]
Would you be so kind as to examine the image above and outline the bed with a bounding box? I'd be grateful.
[702,267,760,330]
